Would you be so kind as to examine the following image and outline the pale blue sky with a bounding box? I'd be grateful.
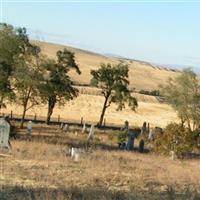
[1,1,200,71]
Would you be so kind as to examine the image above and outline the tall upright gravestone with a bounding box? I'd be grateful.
[0,118,11,150]
[127,132,135,151]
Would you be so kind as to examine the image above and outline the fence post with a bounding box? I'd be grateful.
[104,118,106,127]
[81,117,83,125]
[10,110,13,119]
[34,114,37,121]
[58,115,60,123]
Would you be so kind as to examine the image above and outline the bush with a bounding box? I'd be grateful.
[117,130,128,144]
[138,89,160,96]
[153,123,199,155]
[192,129,200,151]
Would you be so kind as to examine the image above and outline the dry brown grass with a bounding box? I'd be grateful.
[33,40,180,91]
[1,93,178,128]
[1,126,200,199]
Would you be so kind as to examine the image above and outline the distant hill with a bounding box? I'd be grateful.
[33,40,180,91]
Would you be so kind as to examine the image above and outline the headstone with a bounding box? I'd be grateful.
[124,120,129,131]
[27,120,32,135]
[70,147,80,162]
[87,124,94,142]
[147,123,150,133]
[170,151,177,160]
[60,122,64,130]
[63,124,68,132]
[141,121,148,136]
[148,128,154,140]
[139,139,144,153]
[126,132,135,150]
[0,118,11,150]
[82,123,86,133]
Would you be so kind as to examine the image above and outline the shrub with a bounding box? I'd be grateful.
[117,130,128,144]
[192,129,200,151]
[139,89,160,96]
[153,123,199,155]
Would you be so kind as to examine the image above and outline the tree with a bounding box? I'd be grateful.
[40,49,81,124]
[12,27,42,128]
[90,63,138,126]
[161,69,200,131]
[0,23,21,109]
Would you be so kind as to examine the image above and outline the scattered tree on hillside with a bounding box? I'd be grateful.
[161,69,200,131]
[40,49,81,124]
[90,63,138,126]
[12,27,42,128]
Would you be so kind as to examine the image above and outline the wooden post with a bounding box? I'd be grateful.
[10,110,13,119]
[58,115,60,122]
[104,118,106,127]
[34,114,37,121]
[81,117,83,125]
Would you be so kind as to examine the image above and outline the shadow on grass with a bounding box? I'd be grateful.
[12,134,119,151]
[12,134,151,154]
[1,185,199,200]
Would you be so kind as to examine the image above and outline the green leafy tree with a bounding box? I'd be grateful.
[40,49,81,124]
[0,23,21,108]
[90,63,138,126]
[161,69,200,131]
[12,27,42,128]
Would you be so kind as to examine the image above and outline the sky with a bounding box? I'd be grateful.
[1,0,200,71]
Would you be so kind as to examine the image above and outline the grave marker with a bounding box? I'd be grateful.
[27,120,32,135]
[0,118,11,150]
[82,123,86,133]
[87,124,94,142]
[127,132,135,150]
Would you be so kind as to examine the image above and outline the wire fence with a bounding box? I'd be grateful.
[0,110,130,131]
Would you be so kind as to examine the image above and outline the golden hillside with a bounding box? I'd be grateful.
[33,40,180,91]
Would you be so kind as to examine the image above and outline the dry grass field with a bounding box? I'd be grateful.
[1,93,178,128]
[1,125,200,200]
[33,40,180,91]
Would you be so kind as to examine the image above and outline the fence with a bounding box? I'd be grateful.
[0,110,129,131]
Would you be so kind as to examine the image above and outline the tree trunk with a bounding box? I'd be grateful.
[186,117,192,132]
[20,102,28,128]
[46,96,56,125]
[98,95,109,126]
[20,87,32,128]
[0,95,4,110]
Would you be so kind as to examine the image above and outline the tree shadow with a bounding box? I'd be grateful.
[1,185,199,200]
[12,133,150,153]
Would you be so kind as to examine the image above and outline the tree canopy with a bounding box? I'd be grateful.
[161,69,200,131]
[0,23,21,108]
[40,49,81,124]
[91,63,138,126]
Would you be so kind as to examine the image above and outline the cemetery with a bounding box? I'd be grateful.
[1,115,200,199]
[0,21,200,199]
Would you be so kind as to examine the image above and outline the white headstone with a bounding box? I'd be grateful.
[82,123,86,133]
[70,147,80,162]
[27,120,32,135]
[170,151,176,160]
[87,124,94,142]
[60,123,64,130]
[0,118,10,149]
[63,124,68,132]
[148,128,153,140]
